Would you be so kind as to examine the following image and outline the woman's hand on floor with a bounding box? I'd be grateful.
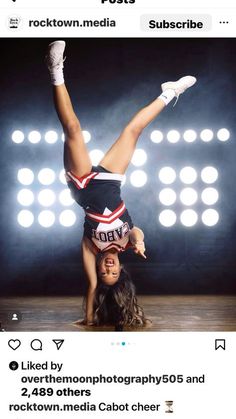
[76,319,95,326]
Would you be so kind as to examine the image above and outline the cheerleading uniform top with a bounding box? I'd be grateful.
[66,166,134,253]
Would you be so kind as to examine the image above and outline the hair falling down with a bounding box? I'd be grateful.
[93,267,148,329]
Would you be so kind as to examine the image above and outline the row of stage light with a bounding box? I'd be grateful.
[12,128,230,145]
[17,186,219,207]
[17,208,219,228]
[17,166,219,187]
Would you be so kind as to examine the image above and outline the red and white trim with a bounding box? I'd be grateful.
[66,171,124,190]
[86,201,126,224]
[66,171,98,189]
[93,173,124,182]
[92,240,130,253]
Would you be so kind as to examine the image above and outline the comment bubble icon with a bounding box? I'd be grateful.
[30,339,42,351]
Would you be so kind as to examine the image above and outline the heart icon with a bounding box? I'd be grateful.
[8,339,21,350]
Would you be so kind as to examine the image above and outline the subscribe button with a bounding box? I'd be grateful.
[140,14,212,32]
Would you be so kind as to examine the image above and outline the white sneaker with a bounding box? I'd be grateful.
[161,76,197,97]
[45,40,66,70]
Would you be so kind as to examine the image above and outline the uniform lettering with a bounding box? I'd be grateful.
[115,227,123,239]
[99,232,107,242]
[107,231,116,241]
[92,222,130,242]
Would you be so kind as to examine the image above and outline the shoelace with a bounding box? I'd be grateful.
[46,55,66,69]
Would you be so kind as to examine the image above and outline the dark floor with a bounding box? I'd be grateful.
[0,295,236,332]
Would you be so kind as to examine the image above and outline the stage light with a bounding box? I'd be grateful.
[179,167,197,184]
[180,188,198,206]
[217,128,230,142]
[201,167,218,184]
[38,189,56,207]
[17,168,34,185]
[89,149,104,166]
[131,149,147,167]
[130,170,147,187]
[159,209,177,227]
[59,189,74,206]
[45,130,58,144]
[83,130,91,143]
[38,211,55,228]
[159,167,176,185]
[167,130,180,143]
[159,188,176,206]
[150,130,163,144]
[38,168,56,185]
[59,169,67,185]
[12,130,24,144]
[17,189,34,206]
[202,209,219,226]
[201,188,219,205]
[180,209,198,227]
[17,210,34,228]
[183,129,197,143]
[200,129,214,142]
[59,210,76,227]
[28,130,41,144]
[61,133,65,142]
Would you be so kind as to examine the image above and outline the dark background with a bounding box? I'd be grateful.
[0,38,236,296]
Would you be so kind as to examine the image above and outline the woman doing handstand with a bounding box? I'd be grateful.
[46,41,196,328]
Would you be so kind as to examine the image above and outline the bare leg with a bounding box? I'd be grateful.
[100,97,166,174]
[53,83,92,177]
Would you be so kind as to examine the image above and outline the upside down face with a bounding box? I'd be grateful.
[97,250,121,285]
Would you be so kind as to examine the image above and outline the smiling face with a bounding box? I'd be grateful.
[97,250,121,285]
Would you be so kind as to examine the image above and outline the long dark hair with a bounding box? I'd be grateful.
[93,267,146,328]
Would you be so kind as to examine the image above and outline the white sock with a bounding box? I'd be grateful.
[49,68,64,86]
[158,89,175,106]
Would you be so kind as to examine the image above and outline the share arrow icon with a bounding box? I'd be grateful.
[52,339,64,350]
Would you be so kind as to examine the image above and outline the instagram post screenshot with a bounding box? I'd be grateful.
[0,0,235,417]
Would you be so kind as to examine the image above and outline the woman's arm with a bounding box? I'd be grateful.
[129,226,146,259]
[81,237,98,324]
